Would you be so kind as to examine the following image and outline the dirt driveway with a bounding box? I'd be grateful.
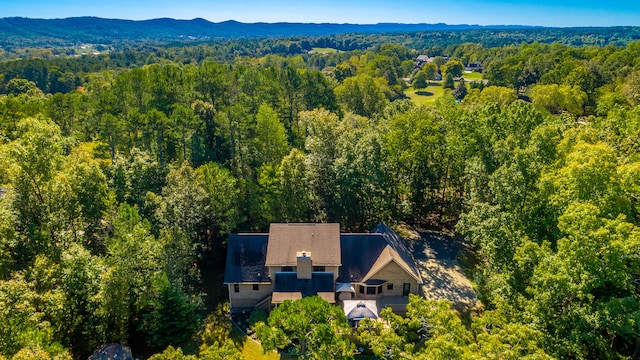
[412,231,478,311]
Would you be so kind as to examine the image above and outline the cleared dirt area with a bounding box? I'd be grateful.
[412,231,478,311]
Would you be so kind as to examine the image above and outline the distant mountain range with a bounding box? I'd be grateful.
[0,16,541,47]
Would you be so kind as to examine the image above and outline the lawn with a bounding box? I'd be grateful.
[405,83,447,105]
[311,47,339,54]
[462,71,483,82]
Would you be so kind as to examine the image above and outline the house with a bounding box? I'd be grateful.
[465,61,482,72]
[224,223,422,317]
[414,55,432,69]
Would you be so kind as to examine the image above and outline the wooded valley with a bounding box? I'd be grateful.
[0,27,639,359]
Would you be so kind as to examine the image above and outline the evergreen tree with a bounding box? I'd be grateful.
[443,73,455,90]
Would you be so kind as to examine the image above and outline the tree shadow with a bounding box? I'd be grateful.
[415,91,434,96]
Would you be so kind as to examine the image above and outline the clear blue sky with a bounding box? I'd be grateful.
[2,0,639,27]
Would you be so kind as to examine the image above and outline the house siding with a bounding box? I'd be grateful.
[326,265,340,281]
[228,283,273,309]
[366,261,418,297]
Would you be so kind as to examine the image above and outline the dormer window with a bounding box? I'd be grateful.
[281,266,294,272]
[313,266,326,272]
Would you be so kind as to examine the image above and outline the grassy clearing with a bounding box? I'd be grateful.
[405,83,447,105]
[462,71,483,81]
[311,47,339,54]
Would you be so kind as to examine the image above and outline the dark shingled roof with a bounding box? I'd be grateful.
[371,222,419,277]
[273,272,334,297]
[225,222,420,288]
[224,234,270,283]
[338,222,420,283]
[338,234,387,283]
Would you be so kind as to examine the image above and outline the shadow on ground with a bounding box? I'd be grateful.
[413,231,478,312]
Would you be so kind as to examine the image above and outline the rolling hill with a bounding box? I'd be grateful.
[0,16,536,47]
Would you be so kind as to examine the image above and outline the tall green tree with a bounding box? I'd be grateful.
[335,74,388,118]
[443,73,455,90]
[251,103,290,167]
[255,296,354,359]
[412,71,428,90]
[1,117,65,264]
[442,59,464,78]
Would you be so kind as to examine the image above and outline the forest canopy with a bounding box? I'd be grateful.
[0,29,639,359]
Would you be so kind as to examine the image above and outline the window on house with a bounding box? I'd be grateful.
[281,266,294,272]
[313,266,326,272]
[253,284,259,291]
[233,284,239,293]
[378,285,383,294]
[366,286,376,295]
[359,285,365,294]
[387,283,394,291]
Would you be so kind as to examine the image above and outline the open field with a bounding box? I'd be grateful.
[405,83,447,105]
[462,71,483,81]
[311,47,339,54]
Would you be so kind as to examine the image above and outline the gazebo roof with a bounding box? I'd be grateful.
[347,302,378,320]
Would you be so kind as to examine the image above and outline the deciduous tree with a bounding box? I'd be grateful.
[255,296,354,359]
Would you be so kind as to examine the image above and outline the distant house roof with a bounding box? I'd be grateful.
[416,55,430,62]
[265,223,341,266]
[224,234,270,283]
[273,272,335,303]
[465,62,482,71]
[0,188,6,198]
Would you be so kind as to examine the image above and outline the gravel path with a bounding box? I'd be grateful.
[412,231,478,311]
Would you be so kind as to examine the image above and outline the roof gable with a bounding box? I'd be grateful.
[265,223,341,266]
[368,223,422,283]
[361,245,421,283]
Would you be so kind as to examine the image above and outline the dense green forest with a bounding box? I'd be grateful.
[2,17,639,52]
[1,18,640,63]
[1,31,640,359]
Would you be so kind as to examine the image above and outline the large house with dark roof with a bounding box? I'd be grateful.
[224,223,422,316]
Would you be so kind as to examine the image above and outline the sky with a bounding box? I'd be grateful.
[1,0,640,27]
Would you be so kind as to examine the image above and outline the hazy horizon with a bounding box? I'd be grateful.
[2,0,639,27]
